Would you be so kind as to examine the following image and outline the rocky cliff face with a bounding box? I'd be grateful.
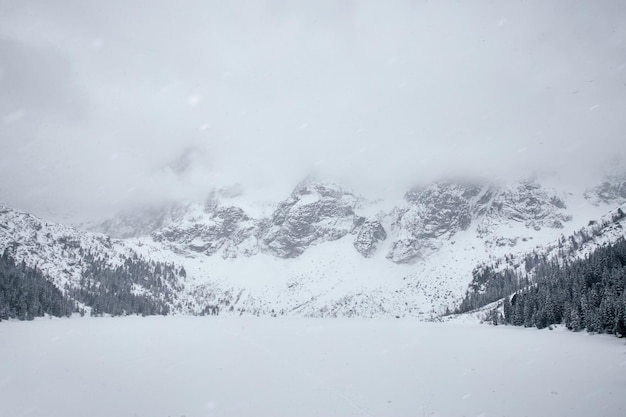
[117,180,389,260]
[261,180,360,258]
[476,180,572,248]
[353,217,387,258]
[484,180,570,229]
[385,180,574,263]
[152,203,259,258]
[91,175,624,265]
[387,182,484,263]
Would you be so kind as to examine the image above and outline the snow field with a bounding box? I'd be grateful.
[0,316,625,417]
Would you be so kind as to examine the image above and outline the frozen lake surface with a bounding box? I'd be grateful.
[1,316,625,417]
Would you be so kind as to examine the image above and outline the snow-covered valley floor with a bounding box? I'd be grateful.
[1,317,625,417]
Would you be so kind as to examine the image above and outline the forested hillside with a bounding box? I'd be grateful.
[457,209,626,336]
[0,250,74,320]
[66,251,184,317]
[500,237,626,335]
[0,247,186,320]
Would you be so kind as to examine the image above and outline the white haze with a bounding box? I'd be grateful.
[1,0,625,221]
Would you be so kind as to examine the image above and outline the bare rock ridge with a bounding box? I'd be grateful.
[152,204,259,258]
[367,179,569,263]
[388,182,484,263]
[353,217,387,258]
[94,176,617,264]
[261,180,359,258]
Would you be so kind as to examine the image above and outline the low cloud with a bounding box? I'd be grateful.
[1,0,625,221]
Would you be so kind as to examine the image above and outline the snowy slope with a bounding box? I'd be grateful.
[0,203,126,292]
[0,204,183,313]
[113,174,626,317]
[2,173,625,318]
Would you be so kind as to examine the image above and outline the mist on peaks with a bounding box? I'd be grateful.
[0,0,625,221]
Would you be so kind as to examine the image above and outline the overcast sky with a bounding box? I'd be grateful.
[1,0,625,221]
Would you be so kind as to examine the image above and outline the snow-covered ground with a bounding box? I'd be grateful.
[1,317,624,417]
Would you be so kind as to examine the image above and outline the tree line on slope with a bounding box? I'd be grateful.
[0,249,74,320]
[0,247,187,320]
[66,250,185,317]
[457,234,626,337]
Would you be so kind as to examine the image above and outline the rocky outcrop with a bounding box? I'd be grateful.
[477,180,571,237]
[92,176,590,264]
[106,180,389,259]
[385,179,573,263]
[387,182,488,263]
[353,217,387,258]
[152,203,259,258]
[261,180,359,258]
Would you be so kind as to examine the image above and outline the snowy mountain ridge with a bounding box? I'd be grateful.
[0,202,123,292]
[1,174,625,318]
[97,177,583,263]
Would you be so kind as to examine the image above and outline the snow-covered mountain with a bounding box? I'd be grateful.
[0,203,121,291]
[2,173,625,318]
[98,177,586,262]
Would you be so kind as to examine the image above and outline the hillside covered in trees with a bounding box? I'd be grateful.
[0,250,74,320]
[0,247,186,320]
[66,250,184,317]
[457,209,626,337]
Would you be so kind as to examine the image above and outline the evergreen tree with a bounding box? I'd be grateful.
[0,251,74,320]
[458,236,626,338]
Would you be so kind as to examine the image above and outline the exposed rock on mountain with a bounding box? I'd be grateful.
[152,202,259,258]
[353,217,387,258]
[92,178,587,264]
[261,180,359,258]
[98,180,380,260]
[386,179,573,263]
[477,180,572,242]
[387,182,488,263]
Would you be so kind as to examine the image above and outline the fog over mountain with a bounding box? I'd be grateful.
[1,0,625,221]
